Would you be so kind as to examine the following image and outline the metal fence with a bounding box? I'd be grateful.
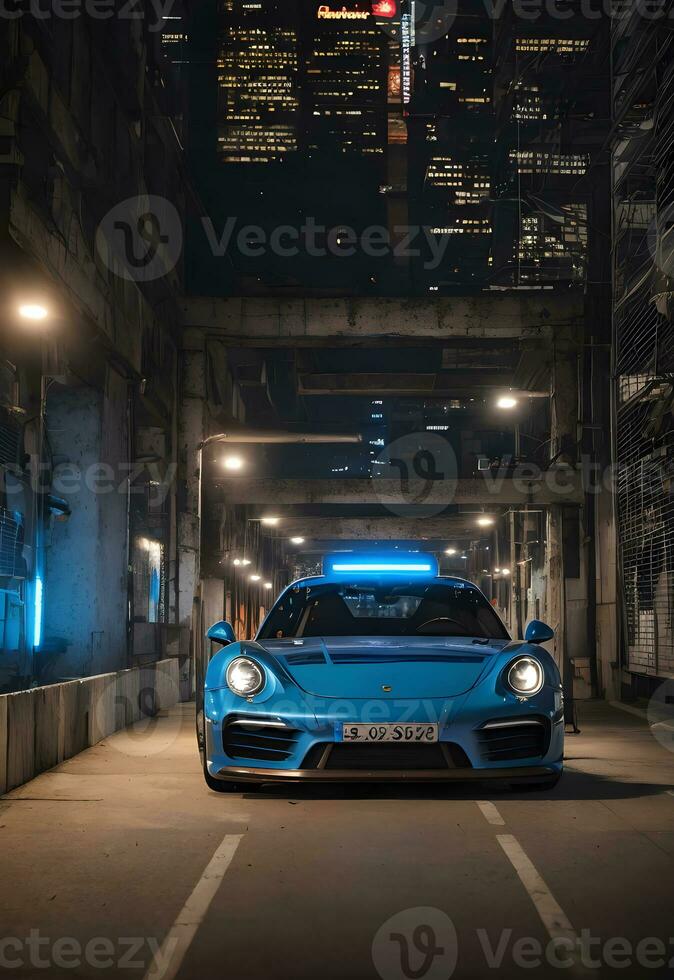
[612,9,674,678]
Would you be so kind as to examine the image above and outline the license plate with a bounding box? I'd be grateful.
[341,723,438,743]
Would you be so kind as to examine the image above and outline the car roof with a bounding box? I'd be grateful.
[283,574,478,591]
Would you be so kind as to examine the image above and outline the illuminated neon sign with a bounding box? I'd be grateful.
[324,553,439,576]
[317,4,370,18]
[401,11,412,104]
[372,0,396,16]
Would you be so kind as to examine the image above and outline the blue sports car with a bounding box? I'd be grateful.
[200,554,564,792]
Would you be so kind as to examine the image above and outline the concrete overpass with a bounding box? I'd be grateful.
[182,294,583,346]
[209,475,585,507]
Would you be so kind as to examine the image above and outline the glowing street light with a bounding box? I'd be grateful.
[264,582,273,590]
[477,516,495,527]
[501,568,511,576]
[222,455,244,472]
[18,303,49,322]
[496,395,518,410]
[260,516,280,526]
[249,574,261,582]
[290,536,305,545]
[445,547,457,556]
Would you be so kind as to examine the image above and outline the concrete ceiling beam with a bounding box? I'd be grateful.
[183,295,582,347]
[211,475,583,506]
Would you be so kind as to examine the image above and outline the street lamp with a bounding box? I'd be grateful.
[249,574,261,582]
[496,396,518,410]
[290,536,305,545]
[445,547,457,556]
[477,516,495,528]
[222,455,244,472]
[260,516,280,527]
[18,303,49,322]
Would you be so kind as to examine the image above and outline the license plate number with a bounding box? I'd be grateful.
[341,724,438,743]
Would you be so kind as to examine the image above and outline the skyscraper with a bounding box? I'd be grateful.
[216,0,301,164]
[304,1,388,158]
[491,8,608,286]
[404,0,494,290]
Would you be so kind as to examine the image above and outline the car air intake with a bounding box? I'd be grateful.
[222,720,301,762]
[309,742,471,771]
[477,718,549,762]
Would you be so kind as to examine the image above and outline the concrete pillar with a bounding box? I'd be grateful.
[548,328,595,699]
[550,332,580,465]
[595,484,619,699]
[177,328,207,631]
[202,578,225,634]
[545,505,565,676]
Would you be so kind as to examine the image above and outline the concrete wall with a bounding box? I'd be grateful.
[43,376,129,680]
[0,659,181,795]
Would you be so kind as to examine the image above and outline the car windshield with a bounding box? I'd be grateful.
[258,581,509,640]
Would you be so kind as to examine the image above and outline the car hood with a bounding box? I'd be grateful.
[258,635,510,699]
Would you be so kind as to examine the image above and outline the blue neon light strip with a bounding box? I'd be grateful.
[331,563,433,573]
[34,575,43,649]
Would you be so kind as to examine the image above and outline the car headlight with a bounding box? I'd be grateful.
[506,656,544,696]
[226,657,265,697]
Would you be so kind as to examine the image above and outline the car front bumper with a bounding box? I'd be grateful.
[207,762,560,784]
[204,687,565,784]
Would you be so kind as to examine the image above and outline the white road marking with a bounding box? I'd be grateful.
[667,790,674,798]
[497,834,577,944]
[476,801,505,825]
[143,833,244,980]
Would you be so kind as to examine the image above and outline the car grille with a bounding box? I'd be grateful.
[222,720,301,762]
[301,742,472,771]
[477,719,549,762]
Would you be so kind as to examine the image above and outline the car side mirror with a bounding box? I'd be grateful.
[525,620,554,645]
[207,621,236,646]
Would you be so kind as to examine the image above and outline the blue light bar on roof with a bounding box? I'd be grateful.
[323,553,439,577]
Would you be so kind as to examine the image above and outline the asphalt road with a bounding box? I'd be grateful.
[2,700,674,980]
